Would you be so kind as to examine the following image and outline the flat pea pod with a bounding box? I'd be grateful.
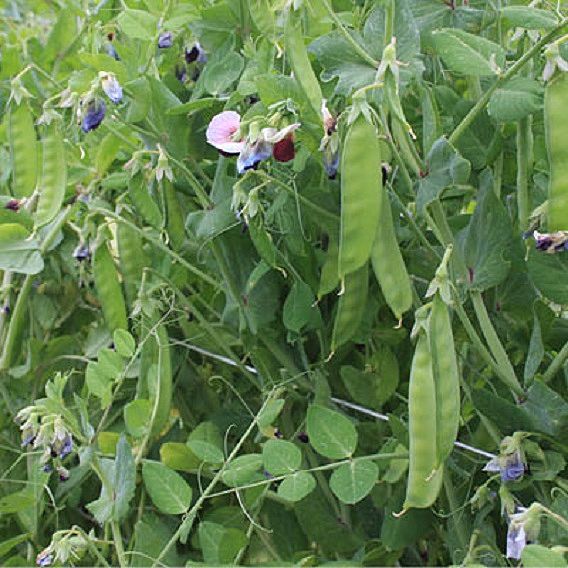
[404,332,443,510]
[116,213,148,304]
[286,13,323,118]
[149,323,172,437]
[128,173,163,230]
[93,237,128,332]
[338,115,381,279]
[330,262,368,353]
[35,131,67,228]
[8,103,38,198]
[164,182,186,251]
[371,187,412,321]
[429,293,460,466]
[545,72,568,232]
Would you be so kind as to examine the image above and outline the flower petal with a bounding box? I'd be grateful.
[206,111,244,154]
[262,123,300,144]
[237,140,272,174]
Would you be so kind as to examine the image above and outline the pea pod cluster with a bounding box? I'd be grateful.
[545,72,568,232]
[404,297,461,510]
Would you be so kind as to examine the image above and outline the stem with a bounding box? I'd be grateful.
[543,339,568,383]
[493,151,503,197]
[110,521,127,568]
[443,473,468,553]
[470,291,523,396]
[448,19,568,145]
[516,117,531,231]
[319,0,379,68]
[152,394,276,566]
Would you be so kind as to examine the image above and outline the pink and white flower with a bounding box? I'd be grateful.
[206,111,245,155]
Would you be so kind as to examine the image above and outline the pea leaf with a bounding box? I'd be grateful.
[283,279,316,333]
[522,545,567,567]
[306,405,358,459]
[0,223,43,274]
[117,9,158,41]
[329,460,378,504]
[262,439,302,476]
[527,248,568,304]
[187,422,224,464]
[488,77,543,122]
[113,329,135,358]
[277,471,316,502]
[501,7,559,30]
[142,461,192,515]
[160,442,201,472]
[431,28,505,76]
[124,399,152,438]
[198,522,248,565]
[221,454,263,487]
[113,435,136,521]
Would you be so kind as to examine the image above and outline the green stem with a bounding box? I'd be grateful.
[470,291,523,396]
[110,521,127,568]
[319,0,379,68]
[516,117,531,231]
[152,394,276,566]
[448,19,568,145]
[543,339,568,383]
[493,151,503,197]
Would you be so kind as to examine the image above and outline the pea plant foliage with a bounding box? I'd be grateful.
[1,0,568,566]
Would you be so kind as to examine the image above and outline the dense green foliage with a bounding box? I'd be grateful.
[1,0,568,565]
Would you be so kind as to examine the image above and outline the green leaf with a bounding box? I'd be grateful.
[524,312,544,384]
[117,9,158,40]
[523,381,568,439]
[329,460,379,504]
[0,534,29,557]
[142,461,192,515]
[417,137,470,212]
[198,522,248,565]
[221,454,263,487]
[166,98,219,116]
[527,248,568,305]
[113,435,136,521]
[257,398,285,429]
[202,51,244,96]
[471,388,534,435]
[488,77,543,122]
[501,7,559,30]
[0,491,35,514]
[262,439,302,476]
[187,422,224,464]
[113,329,136,358]
[522,544,567,567]
[431,28,506,76]
[160,442,201,472]
[0,224,43,275]
[124,399,152,438]
[85,362,113,408]
[306,405,358,459]
[277,471,316,502]
[460,184,513,291]
[283,279,316,333]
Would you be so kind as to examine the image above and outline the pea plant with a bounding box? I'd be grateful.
[1,0,568,566]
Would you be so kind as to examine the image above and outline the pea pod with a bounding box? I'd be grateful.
[164,182,186,251]
[338,116,381,279]
[404,332,443,510]
[8,104,38,198]
[371,185,412,321]
[330,262,368,353]
[429,293,460,466]
[545,72,568,232]
[35,131,66,228]
[116,213,148,304]
[286,13,323,118]
[150,323,172,437]
[128,173,163,230]
[93,237,128,332]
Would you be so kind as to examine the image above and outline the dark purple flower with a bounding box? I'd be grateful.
[81,100,106,133]
[73,244,90,261]
[185,42,207,63]
[263,470,274,479]
[42,463,53,473]
[297,432,309,444]
[57,466,70,482]
[105,43,120,61]
[158,32,173,48]
[175,64,187,83]
[501,452,525,482]
[21,430,36,447]
[323,150,339,179]
[5,199,20,211]
[101,75,122,104]
[272,135,295,163]
[57,434,73,459]
[2,304,10,315]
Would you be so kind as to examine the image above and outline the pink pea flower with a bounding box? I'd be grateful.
[206,111,245,155]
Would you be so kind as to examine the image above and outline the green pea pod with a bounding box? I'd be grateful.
[93,238,128,332]
[371,187,412,321]
[429,293,460,466]
[116,213,148,304]
[150,323,172,437]
[8,104,38,198]
[128,173,163,230]
[35,132,66,228]
[331,262,368,353]
[286,13,323,118]
[338,116,381,279]
[404,332,443,511]
[249,216,277,268]
[545,73,568,232]
[164,182,186,251]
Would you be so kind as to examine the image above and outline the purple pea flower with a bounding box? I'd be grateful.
[57,434,73,459]
[36,550,53,567]
[323,149,339,179]
[57,466,70,482]
[185,42,207,63]
[501,451,525,482]
[105,43,120,61]
[81,100,106,132]
[101,74,122,104]
[73,244,90,261]
[158,32,173,48]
